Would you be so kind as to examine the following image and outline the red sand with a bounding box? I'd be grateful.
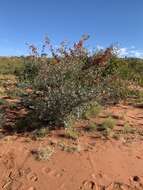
[0,104,143,190]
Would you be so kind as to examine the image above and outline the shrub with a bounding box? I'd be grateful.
[0,111,5,129]
[136,91,143,103]
[86,122,97,132]
[31,146,54,161]
[64,127,79,140]
[82,102,102,119]
[58,142,81,152]
[20,56,40,82]
[32,60,114,127]
[123,122,135,134]
[94,117,116,137]
[110,57,143,86]
[0,98,7,105]
[32,127,49,140]
[22,36,130,129]
[100,117,116,130]
[0,57,24,75]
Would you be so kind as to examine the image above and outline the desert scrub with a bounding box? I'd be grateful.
[110,57,143,86]
[82,102,102,119]
[101,117,116,130]
[123,122,135,134]
[134,91,143,107]
[86,122,97,132]
[64,114,77,128]
[32,127,49,140]
[0,98,7,105]
[8,103,18,110]
[6,86,26,98]
[0,57,24,75]
[64,127,79,140]
[0,111,5,129]
[0,86,6,96]
[29,38,119,128]
[96,117,116,137]
[58,142,81,153]
[0,74,17,84]
[20,57,40,82]
[31,146,54,161]
[21,35,130,130]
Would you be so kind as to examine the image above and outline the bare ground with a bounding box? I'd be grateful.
[0,99,143,190]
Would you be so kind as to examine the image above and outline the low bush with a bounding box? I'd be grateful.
[123,122,135,134]
[64,127,79,140]
[0,57,24,75]
[31,146,54,161]
[32,127,49,140]
[110,57,143,86]
[82,102,102,119]
[86,122,97,132]
[23,35,130,128]
[0,111,5,129]
[101,117,116,130]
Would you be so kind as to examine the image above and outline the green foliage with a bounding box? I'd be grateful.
[20,57,40,82]
[20,37,135,129]
[87,122,97,132]
[110,57,143,86]
[1,36,143,133]
[64,127,79,140]
[8,103,18,110]
[32,60,115,127]
[63,114,77,128]
[31,146,54,161]
[0,111,5,129]
[6,86,26,98]
[82,102,102,119]
[58,142,81,153]
[101,117,116,130]
[123,122,135,134]
[93,117,116,137]
[28,41,125,128]
[136,91,143,103]
[0,57,24,75]
[0,98,7,105]
[14,113,41,133]
[32,127,49,140]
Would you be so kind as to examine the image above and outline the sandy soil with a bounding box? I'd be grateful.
[1,103,143,190]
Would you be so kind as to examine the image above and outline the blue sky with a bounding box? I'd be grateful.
[0,0,143,57]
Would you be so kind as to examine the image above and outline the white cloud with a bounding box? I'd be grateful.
[96,45,104,50]
[118,48,128,56]
[96,44,143,58]
[118,46,143,58]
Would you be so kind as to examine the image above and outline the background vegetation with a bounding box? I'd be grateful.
[0,36,143,132]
